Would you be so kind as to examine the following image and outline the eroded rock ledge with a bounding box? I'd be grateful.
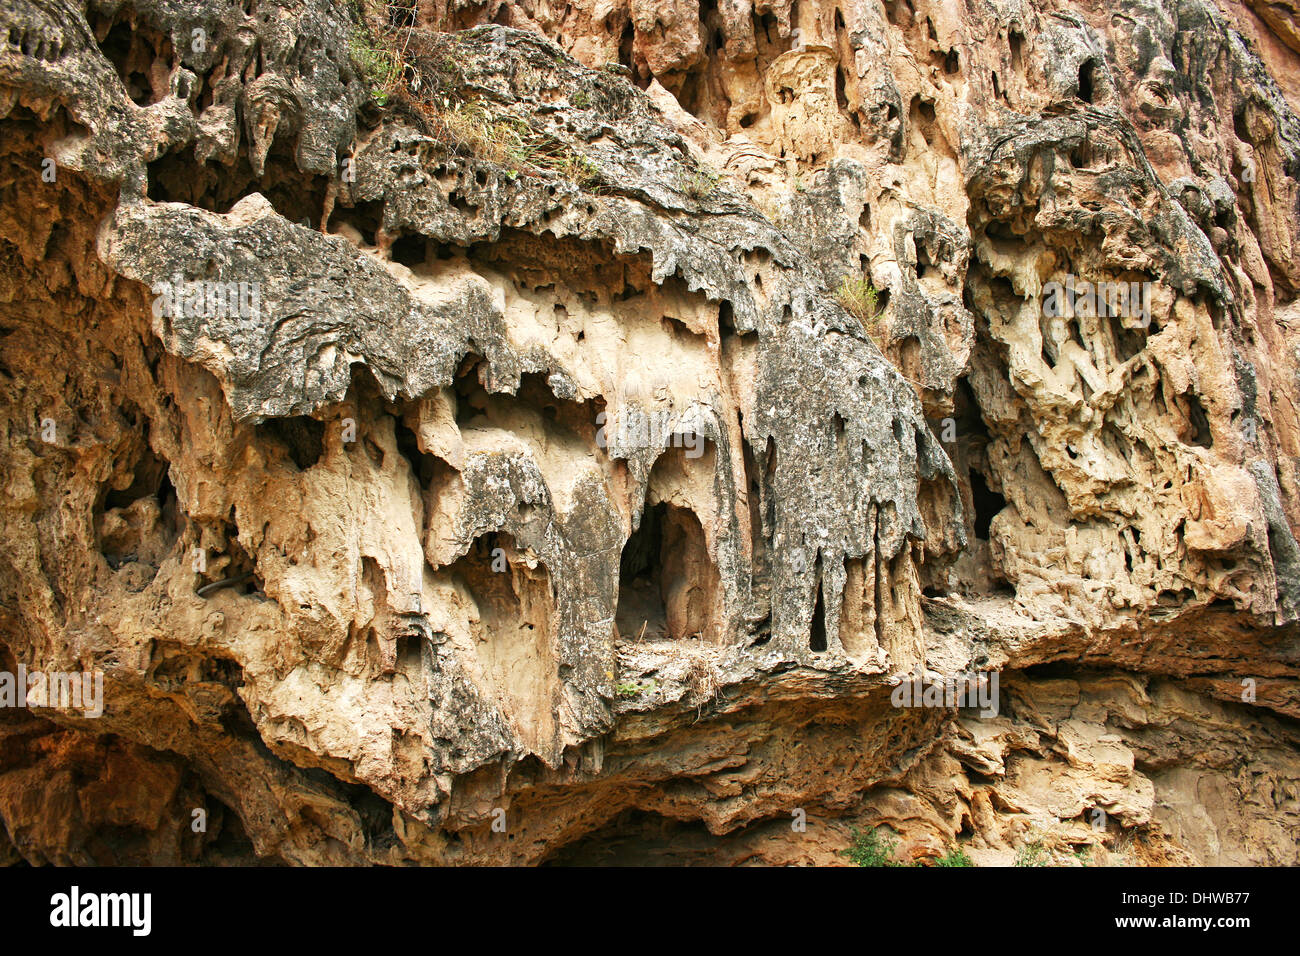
[0,0,1297,865]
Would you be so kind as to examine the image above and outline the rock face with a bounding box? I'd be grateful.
[0,0,1298,866]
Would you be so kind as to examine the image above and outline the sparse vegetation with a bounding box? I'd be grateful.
[844,826,903,867]
[835,275,887,341]
[432,104,523,165]
[683,651,722,715]
[348,17,406,105]
[934,846,974,867]
[680,166,720,200]
[1014,839,1050,867]
[552,151,601,186]
[1106,828,1138,866]
[615,678,656,698]
[345,2,602,186]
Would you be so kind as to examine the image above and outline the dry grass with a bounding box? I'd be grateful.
[1105,827,1139,867]
[348,2,411,106]
[679,165,720,200]
[836,275,885,326]
[347,5,600,186]
[683,648,722,717]
[433,104,529,166]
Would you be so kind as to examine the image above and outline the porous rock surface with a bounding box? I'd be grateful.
[0,0,1298,864]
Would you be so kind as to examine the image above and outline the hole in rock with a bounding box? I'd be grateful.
[103,439,171,511]
[1009,29,1024,71]
[452,355,490,425]
[394,416,442,491]
[1181,392,1214,448]
[94,11,172,106]
[146,141,332,224]
[541,809,734,866]
[969,469,1006,540]
[809,557,827,652]
[1078,59,1096,103]
[390,233,427,266]
[330,200,385,246]
[388,0,416,28]
[616,502,717,642]
[258,416,325,471]
[448,532,557,750]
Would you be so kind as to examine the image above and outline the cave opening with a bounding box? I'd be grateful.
[330,199,386,247]
[1078,59,1096,103]
[93,10,172,106]
[616,502,716,642]
[541,809,729,866]
[452,354,490,425]
[103,437,171,511]
[809,555,827,652]
[675,0,730,128]
[146,140,332,226]
[916,241,934,279]
[969,469,1005,540]
[1181,391,1214,448]
[258,416,325,471]
[390,233,428,267]
[96,429,182,573]
[448,531,557,750]
[394,415,442,491]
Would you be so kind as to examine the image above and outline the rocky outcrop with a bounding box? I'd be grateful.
[0,0,1297,865]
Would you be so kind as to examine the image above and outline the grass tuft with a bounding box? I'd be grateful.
[344,4,603,186]
[844,826,903,867]
[1014,840,1050,867]
[934,846,974,867]
[680,166,720,200]
[835,275,887,342]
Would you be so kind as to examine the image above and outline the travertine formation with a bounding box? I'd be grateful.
[0,0,1297,865]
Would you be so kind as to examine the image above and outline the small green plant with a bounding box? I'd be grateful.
[1014,840,1050,867]
[615,678,656,698]
[433,104,523,165]
[934,846,974,867]
[844,826,903,867]
[572,89,591,108]
[680,165,720,201]
[554,151,600,186]
[1072,846,1092,867]
[835,275,887,339]
[350,22,404,105]
[347,1,410,106]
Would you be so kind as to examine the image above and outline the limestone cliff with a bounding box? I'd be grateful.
[0,0,1298,865]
